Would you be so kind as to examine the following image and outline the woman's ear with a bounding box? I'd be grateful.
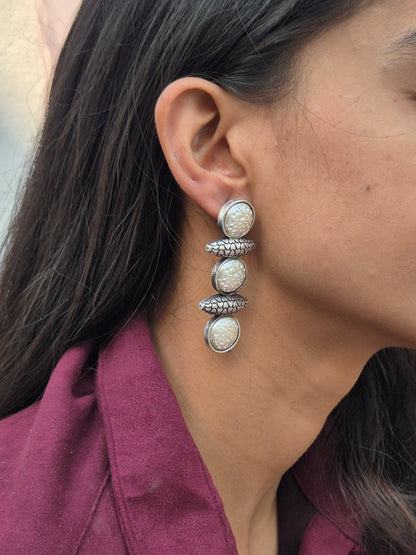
[154,77,250,218]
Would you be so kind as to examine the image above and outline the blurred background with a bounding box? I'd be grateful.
[0,2,45,241]
[0,0,79,242]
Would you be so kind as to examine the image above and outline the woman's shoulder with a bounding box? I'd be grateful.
[0,340,102,454]
[0,341,116,553]
[0,341,94,441]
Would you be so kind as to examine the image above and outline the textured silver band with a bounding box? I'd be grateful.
[205,237,256,258]
[199,294,248,315]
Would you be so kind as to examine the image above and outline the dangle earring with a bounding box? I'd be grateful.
[199,199,255,353]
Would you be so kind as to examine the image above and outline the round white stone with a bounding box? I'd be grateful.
[209,316,240,352]
[223,202,254,238]
[215,258,246,293]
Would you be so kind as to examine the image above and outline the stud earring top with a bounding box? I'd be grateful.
[217,200,255,239]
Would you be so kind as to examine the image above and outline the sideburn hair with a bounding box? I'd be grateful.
[1,1,415,552]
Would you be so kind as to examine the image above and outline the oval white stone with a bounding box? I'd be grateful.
[214,258,247,294]
[208,316,240,352]
[223,202,254,238]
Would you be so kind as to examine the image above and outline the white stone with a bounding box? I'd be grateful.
[209,316,240,352]
[223,202,254,238]
[215,258,247,293]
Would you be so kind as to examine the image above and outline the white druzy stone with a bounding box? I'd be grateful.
[223,202,254,238]
[209,316,240,352]
[215,258,247,293]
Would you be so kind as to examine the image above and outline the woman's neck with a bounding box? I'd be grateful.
[149,220,381,554]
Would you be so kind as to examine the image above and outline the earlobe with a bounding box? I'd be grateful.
[154,78,249,219]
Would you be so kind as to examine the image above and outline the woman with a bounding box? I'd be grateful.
[1,0,416,553]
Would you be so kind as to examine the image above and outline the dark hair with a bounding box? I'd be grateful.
[1,0,415,552]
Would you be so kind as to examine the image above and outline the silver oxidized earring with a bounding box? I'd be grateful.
[199,199,255,353]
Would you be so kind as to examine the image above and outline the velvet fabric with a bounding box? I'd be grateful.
[0,316,361,554]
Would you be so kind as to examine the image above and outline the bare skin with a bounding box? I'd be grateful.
[152,2,416,553]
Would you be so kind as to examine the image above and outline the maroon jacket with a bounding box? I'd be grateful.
[0,316,361,554]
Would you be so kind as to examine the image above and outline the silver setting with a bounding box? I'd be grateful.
[217,199,255,239]
[211,257,247,294]
[204,315,240,353]
[199,294,248,315]
[206,237,256,258]
[201,199,255,353]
